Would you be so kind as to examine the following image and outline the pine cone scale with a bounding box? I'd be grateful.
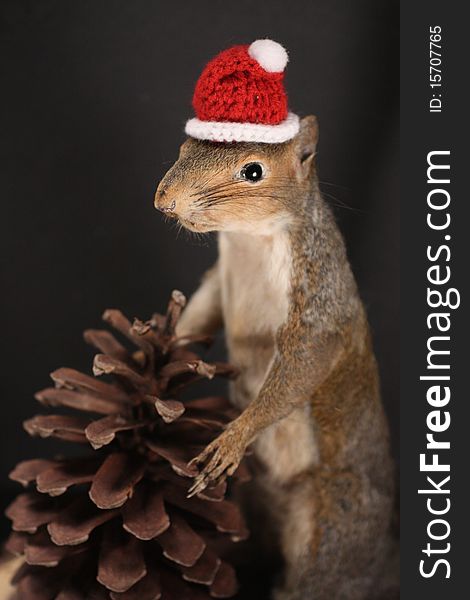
[36,387,123,416]
[88,453,146,510]
[121,483,170,540]
[50,368,129,404]
[23,529,83,568]
[109,565,162,600]
[92,355,150,391]
[153,397,185,423]
[9,459,57,488]
[37,457,101,496]
[157,512,205,567]
[23,415,91,443]
[145,441,199,478]
[5,531,27,556]
[47,496,119,546]
[163,487,248,540]
[85,415,148,449]
[209,562,238,599]
[83,329,129,363]
[181,548,221,586]
[6,492,65,534]
[97,526,147,593]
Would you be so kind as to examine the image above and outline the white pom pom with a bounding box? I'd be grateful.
[248,39,288,73]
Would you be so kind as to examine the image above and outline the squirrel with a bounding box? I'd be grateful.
[154,115,396,600]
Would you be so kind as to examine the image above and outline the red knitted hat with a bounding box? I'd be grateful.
[185,39,299,144]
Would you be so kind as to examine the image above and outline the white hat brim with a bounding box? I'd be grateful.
[185,112,300,144]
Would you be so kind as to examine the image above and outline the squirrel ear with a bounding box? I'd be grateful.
[294,115,319,179]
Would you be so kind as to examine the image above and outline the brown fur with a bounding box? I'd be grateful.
[155,116,396,599]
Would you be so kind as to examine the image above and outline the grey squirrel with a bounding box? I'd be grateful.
[154,115,396,599]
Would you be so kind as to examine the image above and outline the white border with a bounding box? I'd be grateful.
[185,112,300,144]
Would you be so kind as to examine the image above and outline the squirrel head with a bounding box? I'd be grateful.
[155,116,318,234]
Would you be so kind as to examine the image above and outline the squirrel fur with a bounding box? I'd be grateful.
[155,116,396,600]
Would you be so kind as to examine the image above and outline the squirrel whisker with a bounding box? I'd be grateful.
[190,179,244,199]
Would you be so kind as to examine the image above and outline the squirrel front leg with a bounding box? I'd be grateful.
[188,323,341,496]
[176,263,223,338]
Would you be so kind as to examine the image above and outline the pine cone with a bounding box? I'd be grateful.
[5,291,249,599]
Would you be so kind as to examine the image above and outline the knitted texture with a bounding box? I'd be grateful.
[192,45,288,126]
[185,113,299,144]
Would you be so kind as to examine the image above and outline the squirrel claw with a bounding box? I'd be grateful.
[187,425,246,498]
[187,475,209,498]
[187,456,201,469]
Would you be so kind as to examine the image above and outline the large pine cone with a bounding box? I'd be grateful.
[5,291,249,599]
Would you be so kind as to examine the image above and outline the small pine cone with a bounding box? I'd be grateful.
[5,291,250,599]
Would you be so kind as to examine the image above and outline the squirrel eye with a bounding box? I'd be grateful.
[240,162,264,182]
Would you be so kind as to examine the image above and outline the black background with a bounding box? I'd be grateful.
[0,0,399,542]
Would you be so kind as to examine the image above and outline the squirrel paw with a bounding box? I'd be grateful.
[187,422,247,497]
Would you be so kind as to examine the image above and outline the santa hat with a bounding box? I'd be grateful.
[185,39,299,144]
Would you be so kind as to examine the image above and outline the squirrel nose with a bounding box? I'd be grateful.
[154,188,177,216]
[158,199,176,215]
